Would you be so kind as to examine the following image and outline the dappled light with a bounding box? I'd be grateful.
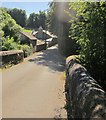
[65,58,106,119]
[28,46,66,72]
[1,1,105,119]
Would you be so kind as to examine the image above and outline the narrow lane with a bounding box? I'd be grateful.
[2,45,67,118]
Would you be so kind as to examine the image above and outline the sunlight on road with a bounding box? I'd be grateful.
[2,46,67,118]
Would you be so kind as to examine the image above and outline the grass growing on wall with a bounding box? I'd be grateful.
[22,29,32,33]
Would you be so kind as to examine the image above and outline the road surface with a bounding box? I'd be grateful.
[2,45,67,118]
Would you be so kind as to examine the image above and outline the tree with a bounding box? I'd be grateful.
[0,7,22,50]
[69,2,106,90]
[8,8,27,27]
[26,12,38,28]
[46,2,58,34]
[38,11,46,29]
[2,37,19,51]
[26,11,46,30]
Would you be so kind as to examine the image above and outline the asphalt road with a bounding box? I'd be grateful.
[2,45,67,118]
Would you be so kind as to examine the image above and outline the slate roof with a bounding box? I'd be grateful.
[20,31,37,40]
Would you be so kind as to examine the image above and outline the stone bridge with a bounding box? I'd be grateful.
[65,56,106,119]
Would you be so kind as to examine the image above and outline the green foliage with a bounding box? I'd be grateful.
[26,12,37,28]
[0,8,22,42]
[26,11,46,29]
[69,2,105,87]
[20,44,30,51]
[7,8,27,27]
[38,11,46,29]
[2,37,19,51]
[23,29,32,33]
[0,7,22,51]
[0,7,34,59]
[46,2,58,34]
[20,44,33,57]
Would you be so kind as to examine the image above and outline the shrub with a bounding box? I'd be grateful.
[2,36,19,51]
[20,44,33,57]
[0,8,22,42]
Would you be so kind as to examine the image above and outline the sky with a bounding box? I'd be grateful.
[0,2,50,17]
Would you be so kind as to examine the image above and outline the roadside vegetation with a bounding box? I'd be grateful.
[0,8,33,55]
[69,2,105,89]
[0,7,22,51]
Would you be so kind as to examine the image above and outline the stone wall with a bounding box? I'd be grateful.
[35,43,46,52]
[0,50,24,68]
[47,37,58,48]
[65,56,106,119]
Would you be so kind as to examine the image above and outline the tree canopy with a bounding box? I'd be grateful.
[5,7,47,30]
[46,2,58,34]
[7,8,27,27]
[26,11,46,29]
[69,2,106,89]
[0,7,22,50]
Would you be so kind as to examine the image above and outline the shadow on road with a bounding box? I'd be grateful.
[28,46,66,72]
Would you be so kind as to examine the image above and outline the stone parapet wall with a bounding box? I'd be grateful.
[35,43,46,52]
[47,37,58,48]
[0,50,24,68]
[65,56,106,119]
